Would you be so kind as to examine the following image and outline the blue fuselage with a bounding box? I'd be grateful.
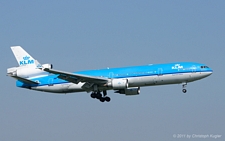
[16,62,213,93]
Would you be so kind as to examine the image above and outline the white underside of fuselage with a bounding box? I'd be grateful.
[31,72,211,94]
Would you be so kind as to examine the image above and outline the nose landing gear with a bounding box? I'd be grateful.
[90,90,111,102]
[182,89,187,93]
[182,82,187,93]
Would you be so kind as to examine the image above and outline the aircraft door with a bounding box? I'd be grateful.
[109,72,114,79]
[154,68,163,84]
[48,78,54,86]
[158,68,163,76]
[191,65,196,73]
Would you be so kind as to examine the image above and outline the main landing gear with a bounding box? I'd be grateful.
[90,90,111,102]
[182,82,187,93]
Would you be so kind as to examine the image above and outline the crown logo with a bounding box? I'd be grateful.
[23,56,30,60]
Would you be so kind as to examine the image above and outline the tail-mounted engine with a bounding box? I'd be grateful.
[42,64,53,69]
[7,64,53,78]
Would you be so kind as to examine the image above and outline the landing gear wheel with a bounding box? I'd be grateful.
[90,93,96,98]
[182,89,187,93]
[96,92,102,99]
[99,97,105,102]
[105,96,111,102]
[90,90,111,102]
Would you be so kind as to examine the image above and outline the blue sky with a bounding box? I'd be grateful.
[1,1,225,140]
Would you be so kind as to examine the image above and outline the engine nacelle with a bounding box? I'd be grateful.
[115,87,140,96]
[111,79,128,89]
[7,63,53,78]
[42,64,53,69]
[7,66,45,78]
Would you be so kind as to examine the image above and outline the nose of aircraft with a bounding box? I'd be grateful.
[208,71,213,76]
[206,67,213,76]
[199,65,213,78]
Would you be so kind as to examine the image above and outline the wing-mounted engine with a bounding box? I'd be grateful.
[109,78,128,89]
[115,87,140,96]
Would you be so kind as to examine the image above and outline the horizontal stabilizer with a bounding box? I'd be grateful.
[12,76,39,84]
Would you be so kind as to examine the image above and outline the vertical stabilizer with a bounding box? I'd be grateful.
[11,46,36,67]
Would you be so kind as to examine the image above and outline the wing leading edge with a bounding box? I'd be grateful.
[43,68,109,85]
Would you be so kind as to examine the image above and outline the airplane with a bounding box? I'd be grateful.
[7,46,213,102]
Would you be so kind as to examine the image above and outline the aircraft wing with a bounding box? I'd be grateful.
[43,68,109,84]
